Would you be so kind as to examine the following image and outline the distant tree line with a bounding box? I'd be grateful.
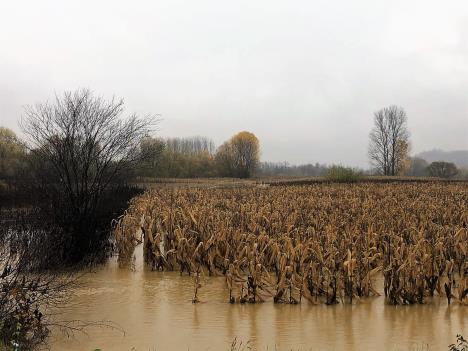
[2,127,465,188]
[137,131,260,179]
[138,136,217,178]
[403,157,460,178]
[256,161,329,177]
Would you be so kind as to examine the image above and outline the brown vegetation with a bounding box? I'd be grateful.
[114,182,468,306]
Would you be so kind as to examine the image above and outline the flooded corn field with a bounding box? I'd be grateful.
[48,183,467,350]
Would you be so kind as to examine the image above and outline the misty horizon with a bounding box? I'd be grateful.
[1,0,468,168]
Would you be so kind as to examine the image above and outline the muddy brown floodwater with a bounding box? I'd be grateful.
[49,248,466,351]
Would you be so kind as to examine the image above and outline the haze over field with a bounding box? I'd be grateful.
[416,149,468,168]
[1,0,468,167]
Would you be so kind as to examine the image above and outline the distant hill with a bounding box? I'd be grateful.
[416,149,468,168]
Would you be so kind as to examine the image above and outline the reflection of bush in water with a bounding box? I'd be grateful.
[0,212,72,350]
[0,183,140,350]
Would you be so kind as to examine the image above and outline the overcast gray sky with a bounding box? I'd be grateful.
[1,0,467,167]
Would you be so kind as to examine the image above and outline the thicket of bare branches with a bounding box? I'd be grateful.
[368,106,410,176]
[165,136,215,155]
[20,89,157,264]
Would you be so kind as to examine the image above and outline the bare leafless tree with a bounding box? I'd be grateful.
[165,136,215,155]
[368,106,410,176]
[20,89,158,263]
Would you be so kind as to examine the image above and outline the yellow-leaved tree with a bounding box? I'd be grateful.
[215,131,260,178]
[395,139,411,175]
